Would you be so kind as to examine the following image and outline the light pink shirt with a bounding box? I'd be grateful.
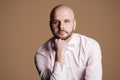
[35,33,102,80]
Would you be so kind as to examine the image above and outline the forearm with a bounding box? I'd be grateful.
[40,62,67,80]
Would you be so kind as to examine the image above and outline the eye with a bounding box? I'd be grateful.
[64,19,70,23]
[51,20,59,24]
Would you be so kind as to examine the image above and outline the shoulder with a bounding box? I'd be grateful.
[37,37,54,55]
[73,33,101,54]
[73,33,100,47]
[72,33,100,45]
[79,34,101,58]
[82,34,101,51]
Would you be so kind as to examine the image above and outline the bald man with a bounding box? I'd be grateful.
[35,5,102,80]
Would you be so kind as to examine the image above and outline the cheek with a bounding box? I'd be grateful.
[53,26,59,32]
[66,25,74,32]
[66,23,74,30]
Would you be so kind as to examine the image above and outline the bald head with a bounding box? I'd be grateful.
[50,5,75,20]
[49,5,76,40]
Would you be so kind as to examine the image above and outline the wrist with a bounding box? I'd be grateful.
[56,58,64,64]
[55,52,64,64]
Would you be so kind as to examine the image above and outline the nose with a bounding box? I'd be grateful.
[59,21,64,30]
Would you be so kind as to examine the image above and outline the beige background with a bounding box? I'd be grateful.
[0,0,120,80]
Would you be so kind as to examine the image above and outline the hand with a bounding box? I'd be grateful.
[54,39,67,64]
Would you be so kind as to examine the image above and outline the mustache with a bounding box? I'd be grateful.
[58,30,68,33]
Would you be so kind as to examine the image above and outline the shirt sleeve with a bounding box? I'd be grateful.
[35,52,67,80]
[85,39,102,80]
[50,62,67,80]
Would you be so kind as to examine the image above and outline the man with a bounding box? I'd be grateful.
[35,4,102,80]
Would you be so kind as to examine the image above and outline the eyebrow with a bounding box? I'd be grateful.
[51,18,72,21]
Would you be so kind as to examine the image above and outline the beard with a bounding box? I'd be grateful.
[52,30,73,40]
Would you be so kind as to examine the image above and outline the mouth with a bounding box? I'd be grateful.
[58,30,67,35]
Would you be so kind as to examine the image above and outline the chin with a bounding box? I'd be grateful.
[57,35,72,40]
[59,37,68,40]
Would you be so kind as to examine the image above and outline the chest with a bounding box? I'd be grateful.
[64,48,87,68]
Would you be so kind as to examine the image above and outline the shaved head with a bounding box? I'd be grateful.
[50,5,75,20]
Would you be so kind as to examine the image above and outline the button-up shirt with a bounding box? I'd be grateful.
[35,33,102,80]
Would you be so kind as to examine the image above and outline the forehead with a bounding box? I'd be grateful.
[54,7,75,20]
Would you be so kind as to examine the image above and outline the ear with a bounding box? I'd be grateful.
[49,20,52,27]
[73,19,76,30]
[49,20,52,29]
[49,20,54,32]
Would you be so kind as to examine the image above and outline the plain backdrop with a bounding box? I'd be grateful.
[0,0,120,80]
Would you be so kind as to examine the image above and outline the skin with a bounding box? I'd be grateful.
[50,5,76,64]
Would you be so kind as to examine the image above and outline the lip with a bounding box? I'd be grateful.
[59,31,66,35]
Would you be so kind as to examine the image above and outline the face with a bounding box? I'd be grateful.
[50,7,76,40]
